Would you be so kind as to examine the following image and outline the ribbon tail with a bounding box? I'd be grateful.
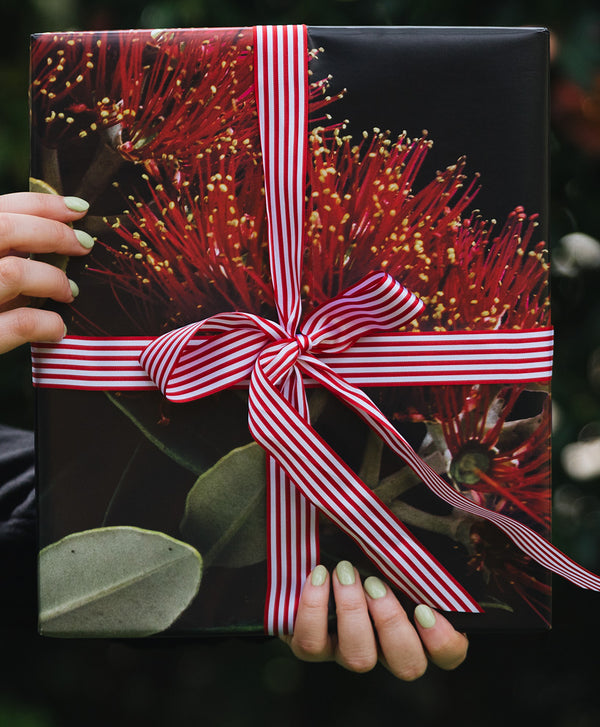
[264,371,319,636]
[249,355,483,614]
[299,355,600,593]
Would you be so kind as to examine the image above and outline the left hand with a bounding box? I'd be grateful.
[281,561,469,680]
[0,192,93,354]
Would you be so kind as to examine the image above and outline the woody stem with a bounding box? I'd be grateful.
[374,450,447,504]
[389,501,475,548]
[359,429,384,489]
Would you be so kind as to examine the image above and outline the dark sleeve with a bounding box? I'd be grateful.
[0,424,37,625]
[0,423,36,545]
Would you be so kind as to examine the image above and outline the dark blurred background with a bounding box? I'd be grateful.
[2,1,600,725]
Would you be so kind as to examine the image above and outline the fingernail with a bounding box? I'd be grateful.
[64,196,89,213]
[415,604,436,629]
[74,229,95,249]
[311,565,327,587]
[62,323,67,338]
[69,279,80,298]
[364,575,387,600]
[336,560,355,586]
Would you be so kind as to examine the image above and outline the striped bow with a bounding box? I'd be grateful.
[140,270,487,631]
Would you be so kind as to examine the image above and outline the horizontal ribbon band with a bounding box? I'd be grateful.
[31,327,553,390]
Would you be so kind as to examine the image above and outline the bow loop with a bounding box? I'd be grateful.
[140,272,425,402]
[301,272,425,354]
[140,310,290,402]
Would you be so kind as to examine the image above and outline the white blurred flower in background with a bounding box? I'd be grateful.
[553,231,600,277]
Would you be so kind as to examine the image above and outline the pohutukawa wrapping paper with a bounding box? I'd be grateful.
[30,25,598,637]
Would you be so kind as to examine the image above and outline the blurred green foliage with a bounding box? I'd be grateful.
[2,1,600,725]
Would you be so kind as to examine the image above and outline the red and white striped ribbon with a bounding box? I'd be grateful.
[32,25,600,636]
[254,24,316,634]
[32,327,553,390]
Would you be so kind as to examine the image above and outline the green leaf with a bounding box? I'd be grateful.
[39,526,202,637]
[180,442,267,568]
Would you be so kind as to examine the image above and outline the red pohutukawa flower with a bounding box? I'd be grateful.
[468,520,552,624]
[32,30,342,181]
[436,384,551,531]
[89,125,550,336]
[91,151,272,334]
[31,29,259,180]
[304,128,550,330]
[431,383,551,620]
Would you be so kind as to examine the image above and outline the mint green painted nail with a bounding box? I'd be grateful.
[364,575,387,599]
[69,279,80,298]
[64,196,89,213]
[415,604,436,629]
[74,229,95,249]
[310,565,327,587]
[336,560,355,586]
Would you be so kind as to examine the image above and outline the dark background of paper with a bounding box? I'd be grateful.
[2,1,600,726]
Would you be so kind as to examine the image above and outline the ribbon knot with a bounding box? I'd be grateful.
[294,332,311,354]
[139,271,425,402]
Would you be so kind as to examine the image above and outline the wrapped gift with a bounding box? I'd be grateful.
[30,25,596,638]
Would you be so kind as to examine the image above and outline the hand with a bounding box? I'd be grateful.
[282,561,468,680]
[0,192,94,354]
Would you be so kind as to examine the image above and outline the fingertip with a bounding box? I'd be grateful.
[413,605,469,670]
[0,192,90,221]
[414,603,437,629]
[35,315,67,345]
[310,564,328,587]
[287,566,332,661]
[63,196,90,214]
[73,229,95,250]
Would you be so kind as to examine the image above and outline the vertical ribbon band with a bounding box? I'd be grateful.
[254,24,317,633]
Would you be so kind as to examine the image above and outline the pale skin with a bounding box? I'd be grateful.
[282,562,468,679]
[0,192,93,353]
[1,192,469,679]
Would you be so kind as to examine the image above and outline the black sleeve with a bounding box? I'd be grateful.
[0,424,37,625]
[0,424,36,545]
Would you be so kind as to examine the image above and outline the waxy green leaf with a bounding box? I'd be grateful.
[180,442,267,568]
[39,526,202,637]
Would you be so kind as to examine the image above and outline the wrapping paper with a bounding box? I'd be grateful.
[30,25,587,637]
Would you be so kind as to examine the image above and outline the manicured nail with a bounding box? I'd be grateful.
[364,575,387,600]
[64,196,89,213]
[311,565,327,587]
[69,279,80,298]
[336,560,355,586]
[74,229,95,249]
[414,604,436,629]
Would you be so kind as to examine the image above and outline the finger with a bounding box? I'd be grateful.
[0,212,94,257]
[0,256,77,306]
[0,192,89,221]
[363,576,428,681]
[413,604,469,670]
[332,561,378,672]
[283,565,335,661]
[0,307,66,354]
